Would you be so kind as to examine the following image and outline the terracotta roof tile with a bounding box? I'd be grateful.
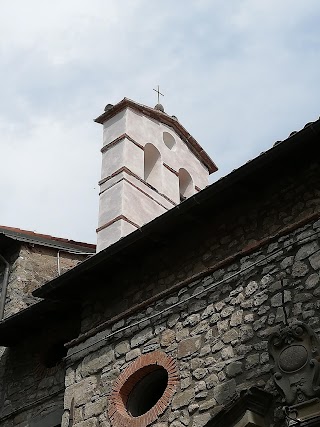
[0,225,96,252]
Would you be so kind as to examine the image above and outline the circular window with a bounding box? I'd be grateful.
[163,132,176,150]
[127,366,168,416]
[108,351,178,427]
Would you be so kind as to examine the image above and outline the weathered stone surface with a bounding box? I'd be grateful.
[199,397,217,412]
[3,244,88,319]
[213,379,236,405]
[230,310,243,326]
[193,368,208,380]
[293,292,313,303]
[130,327,154,347]
[281,256,294,269]
[114,341,130,357]
[310,251,320,270]
[271,291,291,307]
[184,314,201,326]
[205,373,219,389]
[253,293,268,306]
[161,329,176,347]
[221,306,234,318]
[245,281,258,296]
[221,346,234,360]
[172,389,195,409]
[222,328,238,343]
[192,413,211,427]
[101,368,120,390]
[84,400,107,419]
[246,354,260,369]
[295,242,319,261]
[305,273,319,289]
[125,348,141,361]
[64,376,98,409]
[177,337,202,358]
[73,419,99,427]
[226,361,243,378]
[292,261,309,277]
[217,319,229,333]
[194,380,206,393]
[168,313,180,327]
[81,348,113,377]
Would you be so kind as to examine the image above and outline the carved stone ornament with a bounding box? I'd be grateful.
[268,322,320,405]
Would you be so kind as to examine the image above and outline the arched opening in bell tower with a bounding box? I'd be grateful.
[179,168,194,201]
[144,143,162,191]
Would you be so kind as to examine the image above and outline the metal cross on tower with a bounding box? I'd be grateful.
[153,85,164,104]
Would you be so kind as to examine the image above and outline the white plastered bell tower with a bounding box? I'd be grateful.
[95,98,218,252]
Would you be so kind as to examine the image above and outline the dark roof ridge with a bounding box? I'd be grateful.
[0,225,96,252]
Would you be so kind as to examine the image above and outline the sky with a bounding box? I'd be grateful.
[0,0,320,244]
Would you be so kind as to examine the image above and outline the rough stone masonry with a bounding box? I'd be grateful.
[61,216,320,427]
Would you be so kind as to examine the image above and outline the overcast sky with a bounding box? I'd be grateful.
[0,0,319,244]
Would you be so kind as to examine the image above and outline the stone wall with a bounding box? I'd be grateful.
[62,217,320,427]
[0,242,87,426]
[0,306,80,427]
[80,160,320,334]
[3,243,89,318]
[0,334,65,426]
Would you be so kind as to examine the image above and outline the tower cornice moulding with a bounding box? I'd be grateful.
[94,98,218,174]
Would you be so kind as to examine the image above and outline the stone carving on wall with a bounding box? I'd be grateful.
[268,322,320,406]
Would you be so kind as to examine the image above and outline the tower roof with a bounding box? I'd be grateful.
[94,98,218,174]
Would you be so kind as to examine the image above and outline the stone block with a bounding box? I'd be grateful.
[130,327,154,348]
[73,419,99,427]
[177,336,201,358]
[230,310,243,326]
[296,242,319,260]
[213,379,236,405]
[172,388,195,409]
[114,341,130,357]
[226,361,242,378]
[64,376,98,409]
[310,251,320,270]
[192,413,211,427]
[81,348,114,377]
[292,261,309,277]
[125,348,141,361]
[160,329,176,347]
[205,373,219,389]
[245,281,258,296]
[222,328,238,343]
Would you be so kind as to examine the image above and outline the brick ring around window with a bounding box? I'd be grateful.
[108,350,179,427]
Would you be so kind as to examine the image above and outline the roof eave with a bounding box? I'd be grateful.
[94,98,218,174]
[0,227,96,253]
[33,116,320,300]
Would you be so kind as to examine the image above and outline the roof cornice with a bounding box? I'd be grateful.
[0,225,96,252]
[94,98,218,174]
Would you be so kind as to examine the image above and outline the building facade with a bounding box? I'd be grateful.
[0,100,319,427]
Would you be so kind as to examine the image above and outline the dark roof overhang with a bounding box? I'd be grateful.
[0,300,80,346]
[33,117,320,301]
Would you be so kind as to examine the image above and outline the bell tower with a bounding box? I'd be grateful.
[94,98,218,252]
